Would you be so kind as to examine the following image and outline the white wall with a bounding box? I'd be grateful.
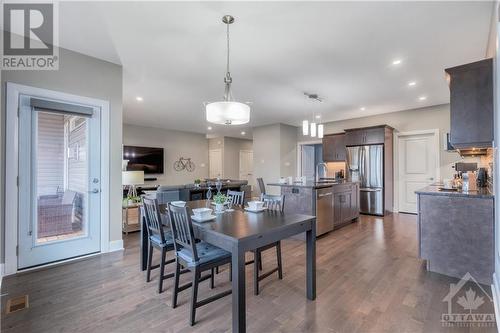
[123,124,209,186]
[207,136,253,180]
[1,47,123,262]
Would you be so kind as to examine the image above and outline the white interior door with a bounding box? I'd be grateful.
[18,95,101,269]
[209,149,223,178]
[398,132,438,214]
[239,150,254,187]
[301,145,315,181]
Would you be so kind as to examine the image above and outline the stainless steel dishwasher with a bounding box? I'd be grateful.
[315,187,334,236]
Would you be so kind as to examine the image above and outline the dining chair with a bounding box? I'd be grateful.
[143,197,176,293]
[256,177,266,195]
[226,190,245,206]
[252,194,285,295]
[168,203,232,326]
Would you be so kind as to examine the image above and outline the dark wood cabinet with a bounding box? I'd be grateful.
[445,58,493,149]
[344,126,386,146]
[333,183,359,228]
[322,133,346,162]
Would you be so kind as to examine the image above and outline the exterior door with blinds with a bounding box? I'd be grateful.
[18,95,102,269]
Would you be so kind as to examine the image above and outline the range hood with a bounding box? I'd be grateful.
[444,133,488,156]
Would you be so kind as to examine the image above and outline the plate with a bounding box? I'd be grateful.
[191,215,217,222]
[244,207,266,213]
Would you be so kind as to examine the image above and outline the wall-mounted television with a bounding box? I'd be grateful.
[123,146,164,174]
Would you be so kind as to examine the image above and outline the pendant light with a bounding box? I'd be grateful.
[310,122,317,137]
[318,124,324,138]
[302,120,309,135]
[205,15,250,125]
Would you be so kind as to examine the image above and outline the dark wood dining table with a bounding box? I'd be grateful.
[140,200,316,333]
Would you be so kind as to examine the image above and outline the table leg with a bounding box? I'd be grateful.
[306,224,316,300]
[232,246,246,333]
[140,214,148,271]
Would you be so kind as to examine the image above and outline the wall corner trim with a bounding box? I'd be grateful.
[491,272,500,333]
[108,240,124,253]
[0,263,4,288]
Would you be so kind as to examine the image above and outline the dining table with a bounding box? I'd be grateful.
[139,200,316,333]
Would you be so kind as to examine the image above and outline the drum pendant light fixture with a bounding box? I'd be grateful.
[205,15,250,125]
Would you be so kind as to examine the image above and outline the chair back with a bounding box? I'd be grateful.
[142,197,166,244]
[260,194,285,213]
[167,203,198,261]
[256,178,266,195]
[227,190,244,206]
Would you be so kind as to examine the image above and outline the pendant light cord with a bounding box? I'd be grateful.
[226,23,230,75]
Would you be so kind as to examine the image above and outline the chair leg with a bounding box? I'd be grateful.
[158,248,166,293]
[254,250,259,295]
[172,261,180,308]
[276,242,283,280]
[190,268,200,326]
[146,243,153,282]
[210,267,215,289]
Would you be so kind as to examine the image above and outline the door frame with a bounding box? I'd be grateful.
[208,148,223,178]
[296,140,322,178]
[393,129,440,212]
[238,149,253,178]
[5,82,111,275]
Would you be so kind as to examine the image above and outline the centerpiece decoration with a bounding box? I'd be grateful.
[213,193,228,213]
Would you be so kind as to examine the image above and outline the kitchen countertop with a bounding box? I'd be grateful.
[415,185,494,199]
[267,180,356,189]
[139,181,249,191]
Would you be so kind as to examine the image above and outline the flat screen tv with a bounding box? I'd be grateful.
[123,146,164,174]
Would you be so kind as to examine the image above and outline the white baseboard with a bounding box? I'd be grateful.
[108,239,124,252]
[491,272,500,333]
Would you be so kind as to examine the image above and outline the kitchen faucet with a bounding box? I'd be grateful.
[316,162,328,182]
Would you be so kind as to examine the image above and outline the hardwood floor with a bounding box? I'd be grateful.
[1,213,496,332]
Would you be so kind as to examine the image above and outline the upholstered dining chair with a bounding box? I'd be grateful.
[168,203,232,326]
[252,194,285,295]
[142,197,176,293]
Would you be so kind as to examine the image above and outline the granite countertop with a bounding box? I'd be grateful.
[140,181,249,191]
[268,180,356,189]
[415,185,494,199]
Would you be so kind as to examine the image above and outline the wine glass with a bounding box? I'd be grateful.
[206,186,212,207]
[216,178,222,194]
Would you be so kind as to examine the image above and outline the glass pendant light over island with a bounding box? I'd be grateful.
[205,15,250,125]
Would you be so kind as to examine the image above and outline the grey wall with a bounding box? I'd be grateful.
[298,104,469,179]
[253,123,297,195]
[123,124,209,185]
[223,137,253,179]
[1,47,123,262]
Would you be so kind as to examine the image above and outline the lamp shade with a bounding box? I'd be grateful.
[206,101,250,125]
[122,171,144,186]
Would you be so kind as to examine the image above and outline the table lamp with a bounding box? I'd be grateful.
[122,170,144,198]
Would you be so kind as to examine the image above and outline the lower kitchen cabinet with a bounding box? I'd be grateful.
[333,182,359,228]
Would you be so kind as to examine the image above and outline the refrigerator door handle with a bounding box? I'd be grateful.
[359,188,382,192]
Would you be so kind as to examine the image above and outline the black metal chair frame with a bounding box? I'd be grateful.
[168,204,232,326]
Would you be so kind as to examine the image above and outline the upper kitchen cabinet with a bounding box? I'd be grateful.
[445,58,493,149]
[322,133,346,161]
[344,125,389,146]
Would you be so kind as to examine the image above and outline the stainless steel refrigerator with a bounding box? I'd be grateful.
[346,145,384,215]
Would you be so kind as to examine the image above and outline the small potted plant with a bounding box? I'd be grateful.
[194,178,201,188]
[213,193,227,213]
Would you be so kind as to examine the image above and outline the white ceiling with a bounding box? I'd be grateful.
[57,1,494,138]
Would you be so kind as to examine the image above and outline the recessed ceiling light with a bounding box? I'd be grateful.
[392,59,402,65]
[207,126,212,130]
[408,81,416,86]
[360,107,366,111]
[136,96,143,102]
[241,131,246,135]
[418,96,427,101]
[315,115,321,119]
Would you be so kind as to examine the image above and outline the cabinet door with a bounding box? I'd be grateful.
[448,60,493,148]
[333,193,342,226]
[344,130,364,146]
[363,128,385,145]
[350,183,359,219]
[341,192,352,223]
[334,134,346,161]
[322,136,336,161]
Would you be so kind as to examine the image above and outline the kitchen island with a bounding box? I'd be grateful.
[416,185,494,284]
[268,181,359,236]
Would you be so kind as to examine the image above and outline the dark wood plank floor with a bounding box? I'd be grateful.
[1,213,496,332]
